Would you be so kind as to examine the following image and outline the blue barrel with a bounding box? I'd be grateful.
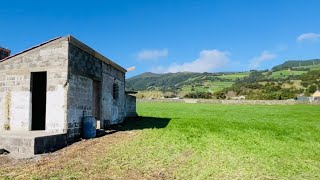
[82,116,96,139]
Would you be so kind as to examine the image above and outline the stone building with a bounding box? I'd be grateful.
[0,36,137,155]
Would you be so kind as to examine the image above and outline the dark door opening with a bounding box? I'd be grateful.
[31,72,47,130]
[92,80,101,129]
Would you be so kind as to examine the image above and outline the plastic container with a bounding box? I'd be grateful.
[82,116,96,139]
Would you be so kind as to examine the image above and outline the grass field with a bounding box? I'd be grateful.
[216,72,250,80]
[295,64,320,71]
[181,81,234,93]
[268,70,307,78]
[1,102,320,179]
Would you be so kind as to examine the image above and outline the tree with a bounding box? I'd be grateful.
[301,81,310,87]
[308,85,317,94]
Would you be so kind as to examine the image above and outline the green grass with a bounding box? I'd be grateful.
[101,103,320,179]
[1,103,319,179]
[181,81,234,93]
[205,81,234,92]
[269,70,307,78]
[294,64,320,71]
[216,72,250,80]
[310,65,320,71]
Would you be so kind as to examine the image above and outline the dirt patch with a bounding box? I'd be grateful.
[0,156,14,165]
[0,130,141,179]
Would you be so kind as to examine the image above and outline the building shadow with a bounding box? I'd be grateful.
[107,116,171,133]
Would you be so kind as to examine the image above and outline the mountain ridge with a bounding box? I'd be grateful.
[126,59,320,100]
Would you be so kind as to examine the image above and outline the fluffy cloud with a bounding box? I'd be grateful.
[297,33,320,42]
[249,51,277,70]
[152,49,229,73]
[137,49,168,60]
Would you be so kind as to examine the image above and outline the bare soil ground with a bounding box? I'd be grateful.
[0,130,152,179]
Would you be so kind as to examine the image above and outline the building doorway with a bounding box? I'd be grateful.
[31,72,47,130]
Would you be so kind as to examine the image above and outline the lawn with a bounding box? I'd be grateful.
[1,102,320,179]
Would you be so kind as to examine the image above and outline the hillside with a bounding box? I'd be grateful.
[271,59,320,71]
[126,59,320,100]
[126,72,202,91]
[126,71,249,93]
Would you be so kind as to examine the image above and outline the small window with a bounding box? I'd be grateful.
[113,83,119,100]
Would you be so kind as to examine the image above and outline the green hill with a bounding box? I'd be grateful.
[271,59,320,71]
[126,72,203,91]
[126,59,320,100]
[126,71,250,96]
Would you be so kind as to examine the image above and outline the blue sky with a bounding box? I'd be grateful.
[1,0,320,77]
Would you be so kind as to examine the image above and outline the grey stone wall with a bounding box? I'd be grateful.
[66,74,93,141]
[0,38,69,132]
[101,73,126,127]
[0,36,135,143]
[67,43,126,140]
[125,94,137,117]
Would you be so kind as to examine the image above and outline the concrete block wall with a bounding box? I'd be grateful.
[0,38,69,132]
[125,94,137,117]
[67,43,126,141]
[101,63,126,126]
[110,79,125,124]
[66,74,93,141]
[101,73,113,128]
[0,133,67,155]
[0,36,135,145]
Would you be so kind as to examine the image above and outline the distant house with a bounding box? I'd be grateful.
[230,96,246,100]
[312,90,320,101]
[296,96,312,102]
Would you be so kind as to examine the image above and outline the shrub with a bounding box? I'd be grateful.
[308,85,317,94]
[184,92,213,99]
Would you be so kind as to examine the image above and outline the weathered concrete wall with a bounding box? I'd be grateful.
[0,36,134,143]
[109,79,125,124]
[0,36,136,155]
[67,43,126,140]
[0,131,67,155]
[125,94,137,117]
[66,74,93,141]
[0,38,68,132]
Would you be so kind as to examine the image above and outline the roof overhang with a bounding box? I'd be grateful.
[67,35,127,73]
[0,35,127,73]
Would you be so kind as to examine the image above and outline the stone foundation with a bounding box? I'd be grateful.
[0,131,67,156]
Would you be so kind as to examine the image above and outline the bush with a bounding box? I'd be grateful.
[308,85,317,94]
[184,92,213,99]
[214,92,226,99]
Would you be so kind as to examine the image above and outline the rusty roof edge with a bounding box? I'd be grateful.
[67,35,127,73]
[0,36,63,63]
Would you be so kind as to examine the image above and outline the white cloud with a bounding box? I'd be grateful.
[297,33,320,42]
[249,51,277,70]
[152,49,230,73]
[137,49,168,60]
